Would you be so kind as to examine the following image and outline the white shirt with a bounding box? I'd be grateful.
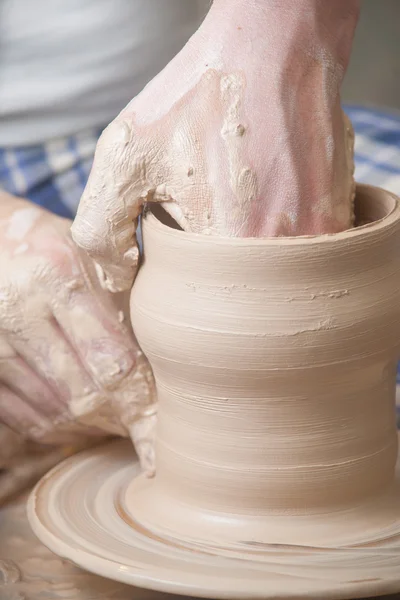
[0,0,209,146]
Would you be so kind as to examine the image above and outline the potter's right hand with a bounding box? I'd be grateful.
[0,193,156,471]
[71,0,359,293]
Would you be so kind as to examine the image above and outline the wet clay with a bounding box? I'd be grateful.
[2,489,182,600]
[27,439,400,599]
[128,184,400,550]
[28,184,400,599]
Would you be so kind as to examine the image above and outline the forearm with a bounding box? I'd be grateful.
[210,0,360,71]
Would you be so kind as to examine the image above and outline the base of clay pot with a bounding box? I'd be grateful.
[28,439,400,600]
[126,469,400,551]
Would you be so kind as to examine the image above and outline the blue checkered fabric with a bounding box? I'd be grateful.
[0,126,103,219]
[344,105,400,194]
[1,106,400,420]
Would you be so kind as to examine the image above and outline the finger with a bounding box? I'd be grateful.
[129,412,157,477]
[8,316,110,431]
[51,283,136,392]
[0,390,100,445]
[0,354,63,418]
[71,119,148,292]
[0,385,52,440]
[0,422,25,468]
[50,264,156,431]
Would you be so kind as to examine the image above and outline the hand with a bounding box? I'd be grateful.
[0,194,156,473]
[71,0,359,474]
[72,0,359,293]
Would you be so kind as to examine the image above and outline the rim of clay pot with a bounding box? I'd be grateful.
[146,183,399,245]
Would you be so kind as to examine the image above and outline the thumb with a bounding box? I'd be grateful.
[71,118,150,292]
[129,412,157,477]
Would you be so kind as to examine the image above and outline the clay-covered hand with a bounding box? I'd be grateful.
[71,0,359,475]
[71,0,359,293]
[0,193,156,472]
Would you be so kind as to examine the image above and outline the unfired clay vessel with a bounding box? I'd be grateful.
[129,183,400,549]
[28,184,400,599]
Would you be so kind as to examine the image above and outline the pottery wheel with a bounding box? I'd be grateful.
[28,439,400,600]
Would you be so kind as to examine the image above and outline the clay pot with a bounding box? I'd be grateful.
[128,184,400,551]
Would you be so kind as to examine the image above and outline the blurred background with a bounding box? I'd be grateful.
[343,0,400,112]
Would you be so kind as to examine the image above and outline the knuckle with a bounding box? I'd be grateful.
[97,353,136,391]
[0,283,17,313]
[99,119,133,152]
[28,424,49,443]
[35,244,76,285]
[88,119,136,184]
[0,282,27,333]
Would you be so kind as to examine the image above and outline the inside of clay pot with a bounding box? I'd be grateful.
[147,185,397,234]
[147,203,183,230]
[354,185,396,226]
